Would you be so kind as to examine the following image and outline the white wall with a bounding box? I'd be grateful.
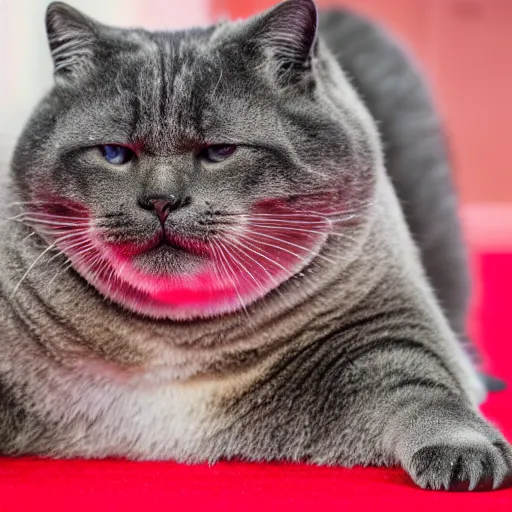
[0,0,210,161]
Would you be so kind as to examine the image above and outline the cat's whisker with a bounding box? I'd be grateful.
[20,231,37,244]
[7,211,89,223]
[78,255,98,284]
[35,230,94,245]
[104,262,118,297]
[11,227,100,297]
[67,246,97,265]
[214,243,254,322]
[213,242,239,289]
[211,240,251,322]
[7,201,46,206]
[323,213,359,224]
[244,223,329,235]
[46,259,75,289]
[237,212,330,219]
[237,230,340,267]
[238,229,339,266]
[94,255,113,281]
[52,230,91,243]
[226,235,290,275]
[10,242,58,298]
[220,247,270,326]
[16,218,90,229]
[209,241,232,286]
[220,238,271,298]
[231,211,363,225]
[42,247,66,265]
[42,229,93,239]
[241,222,360,241]
[9,224,89,238]
[9,217,90,228]
[44,229,88,246]
[7,200,85,211]
[230,201,373,219]
[47,233,93,258]
[244,217,329,226]
[6,200,63,210]
[34,225,92,235]
[9,210,88,220]
[222,236,285,299]
[48,245,95,286]
[52,235,95,256]
[79,252,107,287]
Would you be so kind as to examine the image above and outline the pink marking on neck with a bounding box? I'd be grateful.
[31,195,337,319]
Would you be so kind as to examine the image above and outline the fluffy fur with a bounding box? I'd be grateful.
[0,0,510,491]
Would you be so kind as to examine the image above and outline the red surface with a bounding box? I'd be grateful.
[0,245,511,509]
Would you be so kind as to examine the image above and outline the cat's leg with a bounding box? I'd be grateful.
[224,338,512,490]
[339,330,512,490]
[382,389,512,490]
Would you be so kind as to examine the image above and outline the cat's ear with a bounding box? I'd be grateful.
[248,0,318,75]
[45,2,99,84]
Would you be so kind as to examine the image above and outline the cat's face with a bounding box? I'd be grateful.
[11,0,377,320]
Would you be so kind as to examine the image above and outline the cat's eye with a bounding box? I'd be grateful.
[100,145,134,165]
[200,145,237,163]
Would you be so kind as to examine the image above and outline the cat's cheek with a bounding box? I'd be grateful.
[72,227,327,319]
[80,242,244,316]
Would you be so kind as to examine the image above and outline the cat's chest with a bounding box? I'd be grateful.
[58,374,226,459]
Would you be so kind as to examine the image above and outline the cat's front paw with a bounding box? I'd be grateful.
[408,435,512,491]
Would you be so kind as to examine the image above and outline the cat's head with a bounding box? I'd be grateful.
[10,0,379,320]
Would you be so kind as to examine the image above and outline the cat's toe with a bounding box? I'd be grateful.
[408,437,512,491]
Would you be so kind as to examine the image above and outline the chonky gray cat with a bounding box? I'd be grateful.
[0,0,510,491]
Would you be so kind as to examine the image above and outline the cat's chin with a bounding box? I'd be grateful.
[94,265,255,320]
[78,243,252,320]
[65,241,284,321]
[60,222,328,320]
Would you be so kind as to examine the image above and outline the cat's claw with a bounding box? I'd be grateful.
[408,438,512,491]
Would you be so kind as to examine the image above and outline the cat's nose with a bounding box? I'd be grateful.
[139,196,181,224]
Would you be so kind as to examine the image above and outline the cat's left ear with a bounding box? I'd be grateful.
[247,0,318,76]
[45,2,100,84]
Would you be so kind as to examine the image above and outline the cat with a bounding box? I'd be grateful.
[0,0,510,491]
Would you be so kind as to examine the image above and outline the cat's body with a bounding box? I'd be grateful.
[0,0,510,491]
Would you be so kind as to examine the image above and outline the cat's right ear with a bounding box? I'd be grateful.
[45,2,99,84]
[244,0,318,80]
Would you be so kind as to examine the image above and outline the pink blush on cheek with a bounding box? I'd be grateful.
[37,196,331,319]
[70,207,330,318]
[94,217,326,315]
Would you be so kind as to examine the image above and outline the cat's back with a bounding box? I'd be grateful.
[319,9,472,349]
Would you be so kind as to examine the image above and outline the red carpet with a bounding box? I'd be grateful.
[0,241,511,510]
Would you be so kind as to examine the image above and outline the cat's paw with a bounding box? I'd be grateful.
[408,435,512,491]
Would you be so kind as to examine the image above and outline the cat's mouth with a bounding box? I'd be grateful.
[27,197,334,320]
[87,214,328,319]
[136,231,210,274]
[152,231,212,258]
[152,237,186,252]
[107,227,210,261]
